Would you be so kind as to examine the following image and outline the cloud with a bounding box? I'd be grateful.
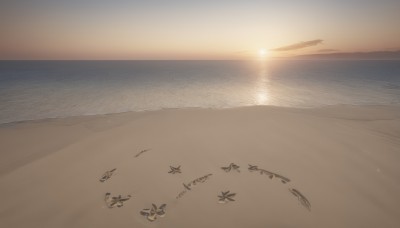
[272,39,323,51]
[295,50,400,60]
[317,49,338,53]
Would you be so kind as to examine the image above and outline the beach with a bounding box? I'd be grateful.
[1,105,400,227]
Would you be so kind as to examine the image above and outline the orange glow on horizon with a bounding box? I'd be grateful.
[0,1,399,60]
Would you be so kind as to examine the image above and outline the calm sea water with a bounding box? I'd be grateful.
[0,60,399,124]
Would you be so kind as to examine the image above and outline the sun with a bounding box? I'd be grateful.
[258,48,269,58]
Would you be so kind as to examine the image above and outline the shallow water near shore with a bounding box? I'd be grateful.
[1,60,400,124]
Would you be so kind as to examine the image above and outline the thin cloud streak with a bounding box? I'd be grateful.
[318,49,338,53]
[272,39,323,51]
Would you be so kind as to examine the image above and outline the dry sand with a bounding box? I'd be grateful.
[0,105,400,228]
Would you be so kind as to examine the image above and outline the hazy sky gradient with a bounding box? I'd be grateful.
[1,0,399,59]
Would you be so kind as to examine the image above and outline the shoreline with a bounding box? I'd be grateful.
[1,104,400,227]
[2,103,400,127]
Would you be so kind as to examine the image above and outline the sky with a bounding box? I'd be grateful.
[0,0,399,60]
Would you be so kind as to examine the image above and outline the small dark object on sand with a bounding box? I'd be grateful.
[289,188,311,211]
[140,204,167,222]
[168,165,181,174]
[221,163,240,172]
[218,191,236,203]
[99,168,116,182]
[135,149,151,158]
[104,193,131,208]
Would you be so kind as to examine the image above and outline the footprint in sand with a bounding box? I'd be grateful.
[104,193,131,208]
[140,204,167,222]
[99,168,116,182]
[218,191,236,203]
[221,163,240,172]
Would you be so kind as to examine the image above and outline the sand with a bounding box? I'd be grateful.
[0,105,400,228]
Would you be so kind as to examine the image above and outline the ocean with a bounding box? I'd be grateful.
[0,60,399,124]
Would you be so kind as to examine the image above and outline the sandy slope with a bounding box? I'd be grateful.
[0,105,399,228]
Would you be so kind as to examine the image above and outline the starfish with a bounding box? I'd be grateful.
[289,188,311,211]
[99,168,116,182]
[140,204,167,222]
[104,193,131,208]
[168,165,181,174]
[221,163,240,172]
[218,191,236,203]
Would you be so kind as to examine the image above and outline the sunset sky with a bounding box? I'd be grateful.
[1,0,399,60]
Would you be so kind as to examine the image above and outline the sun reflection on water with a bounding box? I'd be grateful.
[256,92,268,104]
[254,61,271,105]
